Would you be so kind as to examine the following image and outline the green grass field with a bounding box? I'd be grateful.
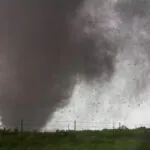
[0,128,150,150]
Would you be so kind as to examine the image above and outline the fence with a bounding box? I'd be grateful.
[43,120,150,132]
[0,120,150,132]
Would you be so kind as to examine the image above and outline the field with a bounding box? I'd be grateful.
[0,128,150,150]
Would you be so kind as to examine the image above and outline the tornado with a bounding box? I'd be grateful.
[0,0,116,131]
[1,0,149,132]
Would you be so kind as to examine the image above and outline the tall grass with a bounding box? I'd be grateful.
[0,128,150,150]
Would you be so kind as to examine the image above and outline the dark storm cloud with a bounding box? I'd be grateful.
[0,0,117,130]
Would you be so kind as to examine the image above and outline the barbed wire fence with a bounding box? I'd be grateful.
[43,120,150,131]
[0,119,150,132]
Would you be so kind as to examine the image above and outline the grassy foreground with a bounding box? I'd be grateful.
[0,128,150,150]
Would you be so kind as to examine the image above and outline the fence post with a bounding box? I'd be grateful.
[68,123,70,131]
[74,120,76,131]
[0,128,1,141]
[113,121,115,137]
[20,119,23,138]
[119,122,121,129]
